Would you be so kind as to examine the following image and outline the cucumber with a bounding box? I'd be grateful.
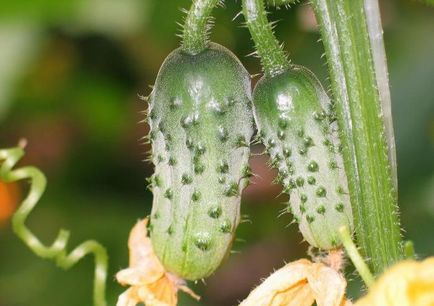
[148,42,254,280]
[253,66,353,249]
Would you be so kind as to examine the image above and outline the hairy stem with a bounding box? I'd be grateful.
[310,0,402,274]
[364,0,397,189]
[0,144,108,306]
[182,0,221,55]
[242,0,289,76]
[266,0,298,7]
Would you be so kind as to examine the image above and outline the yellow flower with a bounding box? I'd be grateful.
[116,219,199,306]
[355,257,434,306]
[239,258,351,306]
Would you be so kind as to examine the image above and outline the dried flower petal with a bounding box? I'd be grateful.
[355,257,434,306]
[239,259,349,306]
[307,261,347,306]
[116,219,199,306]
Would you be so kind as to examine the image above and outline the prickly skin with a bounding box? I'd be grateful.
[148,43,254,280]
[253,66,353,249]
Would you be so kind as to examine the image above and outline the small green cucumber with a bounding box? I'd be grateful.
[148,42,254,280]
[253,66,353,249]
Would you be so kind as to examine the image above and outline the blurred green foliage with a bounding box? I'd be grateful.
[0,0,433,306]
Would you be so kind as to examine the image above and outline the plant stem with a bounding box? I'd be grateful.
[339,226,375,288]
[182,0,221,55]
[310,0,402,274]
[266,0,298,7]
[242,0,290,76]
[0,144,108,306]
[364,0,397,189]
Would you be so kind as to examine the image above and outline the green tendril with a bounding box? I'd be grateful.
[182,0,221,55]
[0,143,108,306]
[339,226,375,288]
[242,0,289,76]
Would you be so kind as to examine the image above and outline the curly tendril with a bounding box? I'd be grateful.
[0,142,108,306]
[242,0,290,76]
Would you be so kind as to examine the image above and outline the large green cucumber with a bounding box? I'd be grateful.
[148,43,254,280]
[253,66,353,250]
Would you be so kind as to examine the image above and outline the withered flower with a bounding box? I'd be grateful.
[239,258,351,306]
[116,219,199,306]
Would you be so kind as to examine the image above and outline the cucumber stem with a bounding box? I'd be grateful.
[310,0,402,274]
[242,0,290,76]
[182,0,221,55]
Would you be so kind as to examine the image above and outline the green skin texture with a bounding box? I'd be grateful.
[253,67,353,249]
[148,43,254,280]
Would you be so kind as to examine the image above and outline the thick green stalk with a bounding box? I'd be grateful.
[364,0,397,189]
[182,0,221,54]
[242,0,290,76]
[0,144,108,306]
[310,0,402,274]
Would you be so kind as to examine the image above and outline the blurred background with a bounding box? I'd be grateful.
[0,0,433,305]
